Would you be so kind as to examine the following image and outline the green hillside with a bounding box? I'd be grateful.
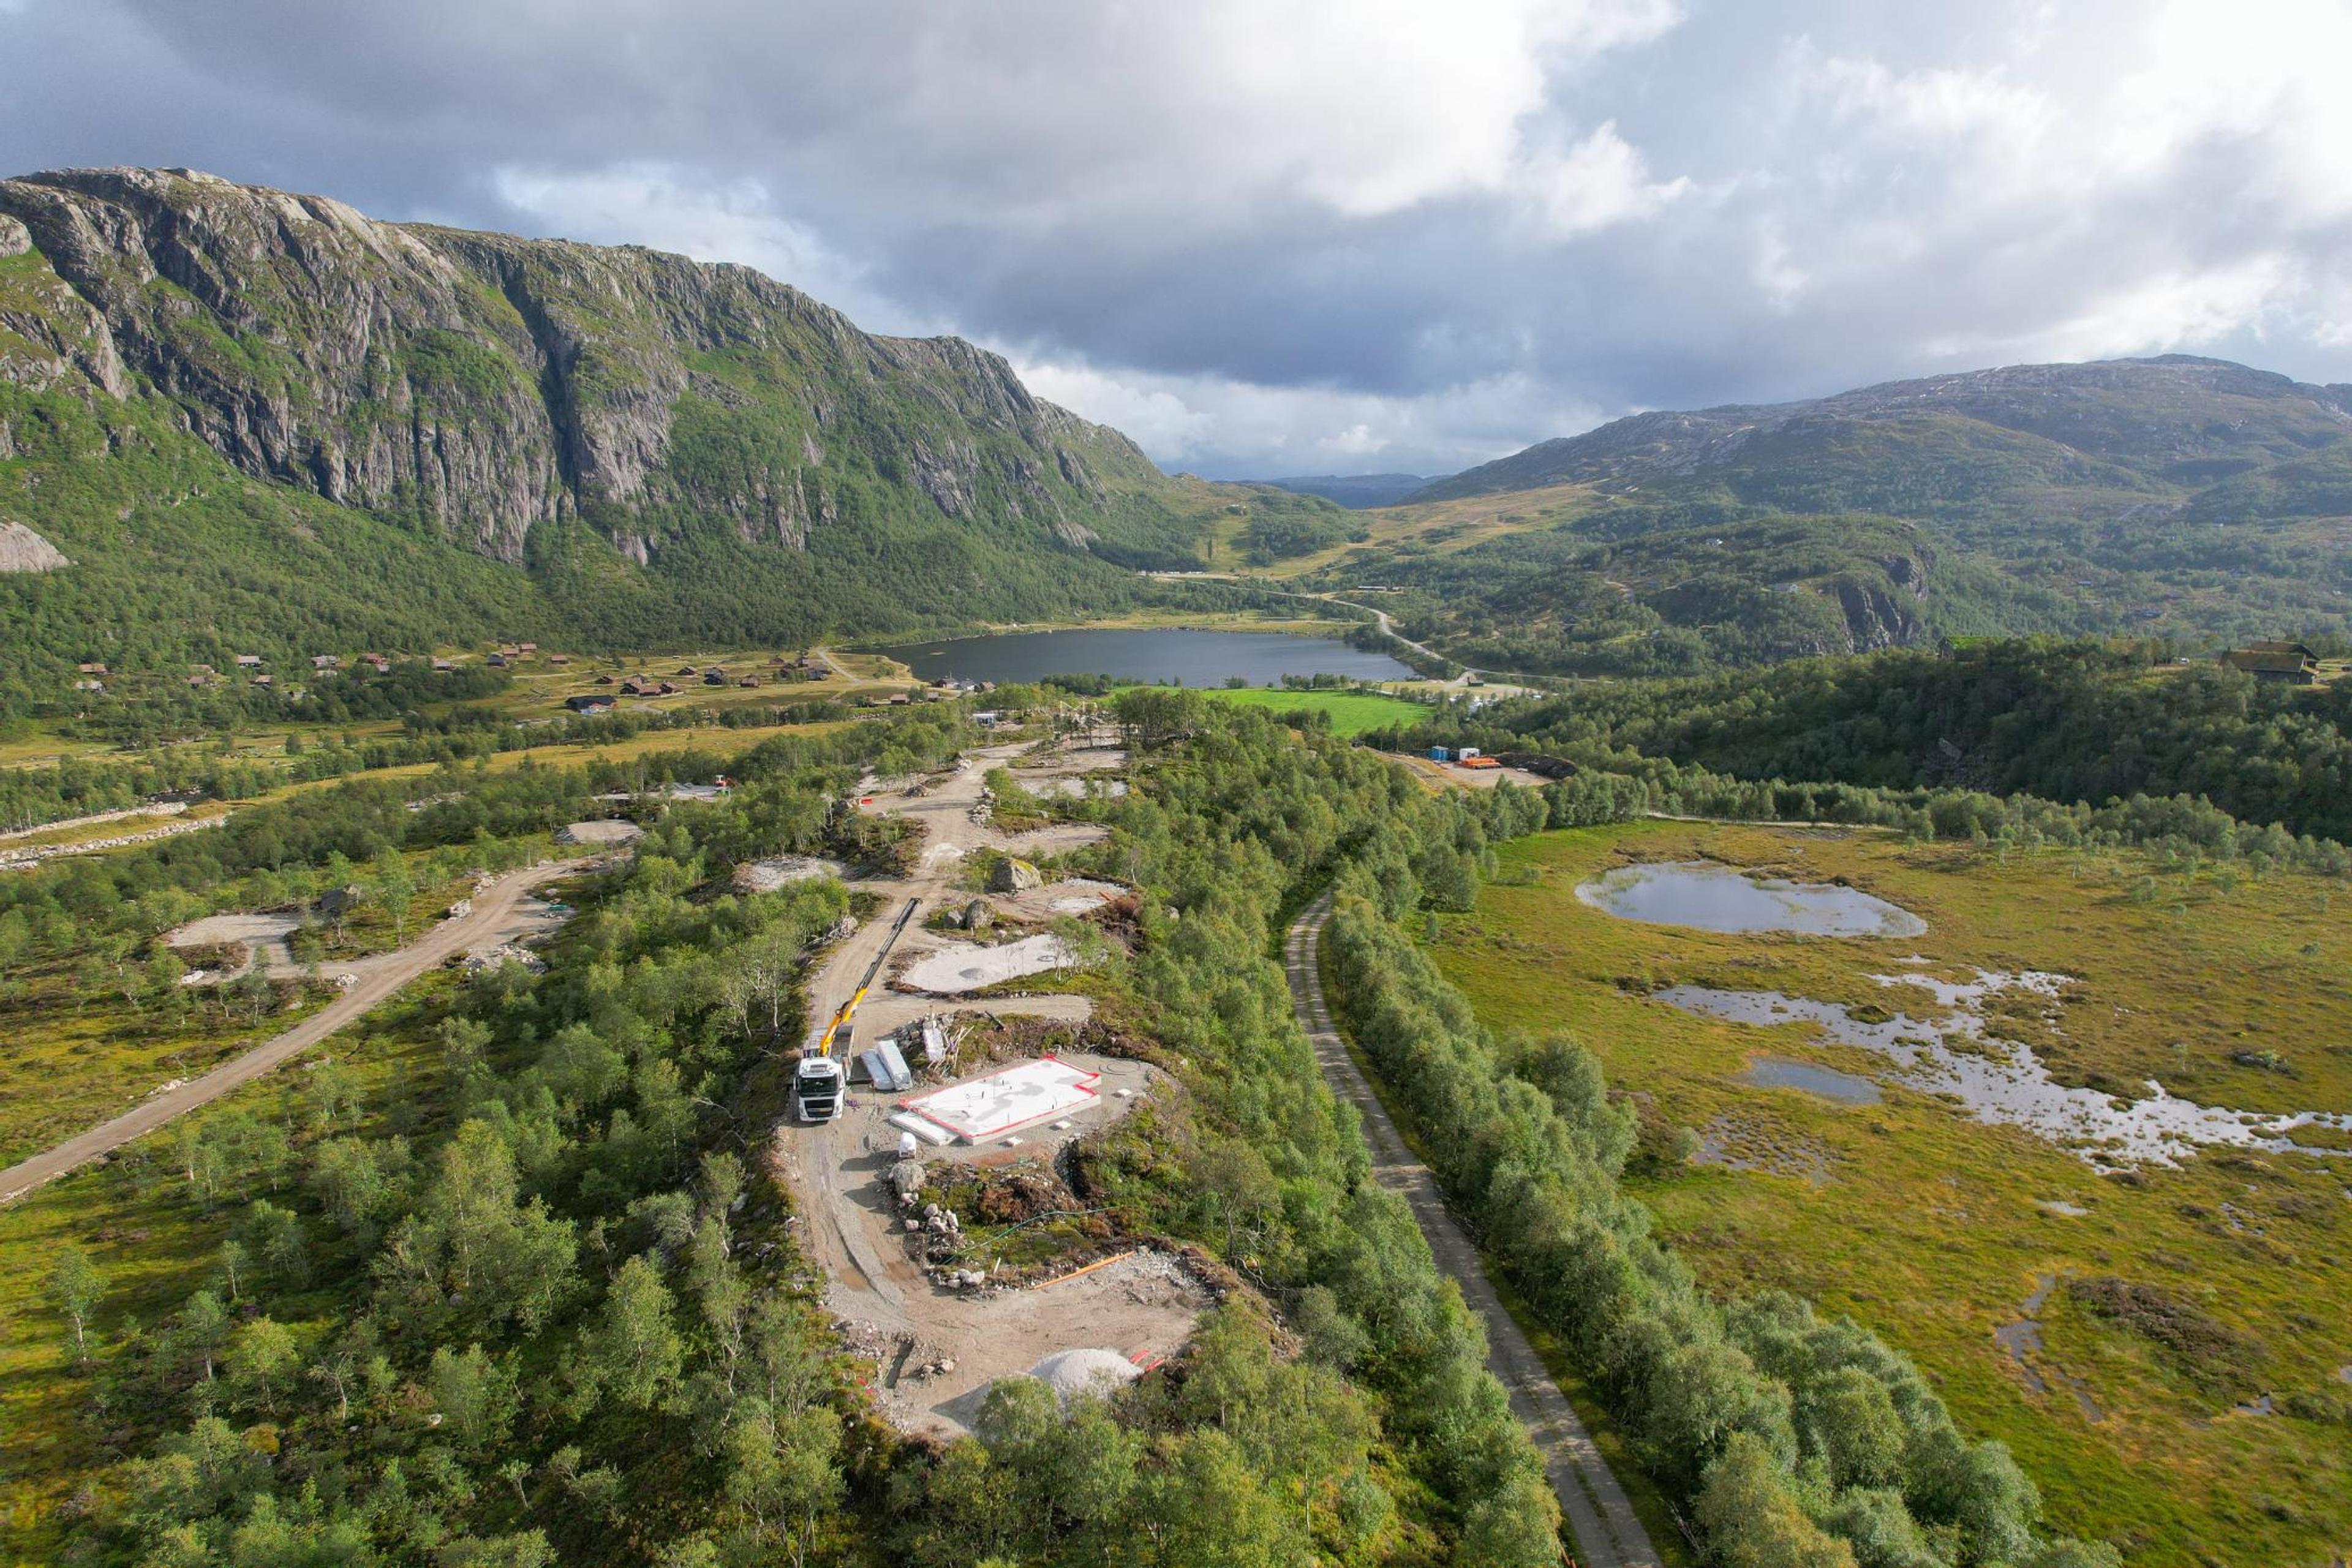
[1314,357,2352,673]
[0,167,1269,718]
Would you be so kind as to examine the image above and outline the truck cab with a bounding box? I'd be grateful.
[793,1055,845,1123]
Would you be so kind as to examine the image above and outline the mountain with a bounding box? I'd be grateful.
[1302,356,2352,676]
[1411,355,2352,511]
[0,167,1219,703]
[1261,472,1437,509]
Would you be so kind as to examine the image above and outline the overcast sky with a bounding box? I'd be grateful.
[7,1,2352,477]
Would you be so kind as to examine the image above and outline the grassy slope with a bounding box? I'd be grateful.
[1430,821,2351,1565]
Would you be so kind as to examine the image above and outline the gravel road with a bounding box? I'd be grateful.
[1286,890,1662,1568]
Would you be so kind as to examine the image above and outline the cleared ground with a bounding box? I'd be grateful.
[1432,821,2352,1564]
[769,738,1196,1437]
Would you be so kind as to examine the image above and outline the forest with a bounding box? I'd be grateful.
[15,679,2332,1562]
[0,703,1558,1566]
[1377,638,2352,843]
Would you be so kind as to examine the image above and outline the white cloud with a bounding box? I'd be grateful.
[9,0,2352,475]
[2034,255,2307,364]
[1013,354,1590,476]
[1511,121,1689,237]
[488,163,914,332]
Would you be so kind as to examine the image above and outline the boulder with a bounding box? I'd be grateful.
[960,899,993,932]
[989,856,1042,893]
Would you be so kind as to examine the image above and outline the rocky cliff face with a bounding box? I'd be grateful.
[1830,555,1929,652]
[0,167,1174,565]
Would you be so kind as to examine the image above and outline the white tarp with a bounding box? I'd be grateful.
[859,1041,914,1092]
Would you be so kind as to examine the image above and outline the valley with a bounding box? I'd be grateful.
[3,156,2352,1568]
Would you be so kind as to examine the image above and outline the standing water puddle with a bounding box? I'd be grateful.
[1578,862,1928,938]
[1738,1055,1882,1104]
[1656,973,2352,1170]
[1657,973,2352,1167]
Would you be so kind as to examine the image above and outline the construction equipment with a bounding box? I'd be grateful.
[794,897,919,1124]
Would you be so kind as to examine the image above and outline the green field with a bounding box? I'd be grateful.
[1199,686,1429,736]
[1430,821,2352,1566]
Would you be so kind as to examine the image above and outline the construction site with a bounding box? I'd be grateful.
[767,733,1220,1438]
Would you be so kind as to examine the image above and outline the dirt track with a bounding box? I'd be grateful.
[0,860,585,1203]
[1286,891,1662,1568]
[770,739,1175,1434]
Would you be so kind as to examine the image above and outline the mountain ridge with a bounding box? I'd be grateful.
[0,167,1308,710]
[1412,354,2352,504]
[0,165,1182,568]
[1259,472,1434,509]
[1308,354,2352,677]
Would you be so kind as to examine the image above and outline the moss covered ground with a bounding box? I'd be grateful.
[1431,820,2352,1564]
[0,988,445,1561]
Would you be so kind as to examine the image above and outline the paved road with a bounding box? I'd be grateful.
[0,860,584,1203]
[1286,891,1661,1568]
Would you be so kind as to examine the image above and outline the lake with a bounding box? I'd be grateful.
[872,628,1416,687]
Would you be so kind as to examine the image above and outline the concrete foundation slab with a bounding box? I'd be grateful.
[899,1057,1101,1143]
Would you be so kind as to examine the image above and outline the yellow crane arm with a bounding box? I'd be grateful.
[811,898,920,1058]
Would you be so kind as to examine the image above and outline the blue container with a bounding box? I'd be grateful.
[1428,746,1452,762]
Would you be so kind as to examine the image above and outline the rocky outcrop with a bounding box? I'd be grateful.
[0,520,67,573]
[1831,574,1928,651]
[0,167,1182,567]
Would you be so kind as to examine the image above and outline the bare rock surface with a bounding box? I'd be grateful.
[0,520,67,573]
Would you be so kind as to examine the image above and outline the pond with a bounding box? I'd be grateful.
[1577,861,1927,938]
[1738,1055,1882,1104]
[872,628,1416,687]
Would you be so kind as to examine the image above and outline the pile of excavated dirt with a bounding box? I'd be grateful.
[872,1250,1215,1438]
[557,820,644,846]
[1028,1348,1142,1404]
[734,855,848,894]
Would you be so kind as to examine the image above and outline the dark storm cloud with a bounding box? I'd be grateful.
[4,0,2350,475]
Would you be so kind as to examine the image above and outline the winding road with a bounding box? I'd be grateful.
[0,859,584,1204]
[1286,891,1661,1568]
